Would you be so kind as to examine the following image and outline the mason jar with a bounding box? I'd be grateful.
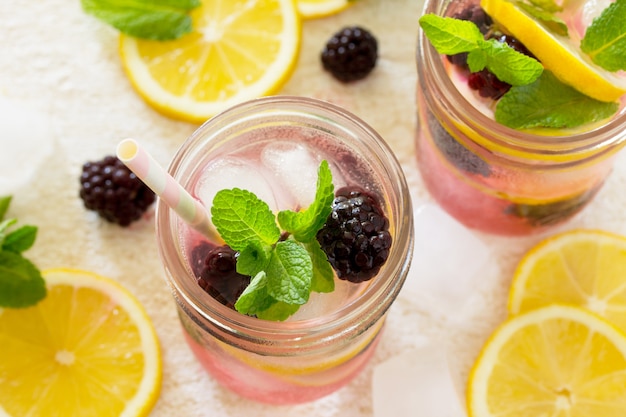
[156,96,413,404]
[416,0,626,235]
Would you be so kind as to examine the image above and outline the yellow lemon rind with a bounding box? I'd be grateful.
[296,0,352,19]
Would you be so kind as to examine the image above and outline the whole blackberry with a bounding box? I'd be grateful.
[321,26,378,82]
[191,242,251,309]
[316,187,392,283]
[79,155,155,226]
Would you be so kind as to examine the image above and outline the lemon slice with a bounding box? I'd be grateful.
[481,0,626,102]
[468,305,626,417]
[296,0,352,18]
[508,229,626,334]
[0,268,161,417]
[120,0,301,123]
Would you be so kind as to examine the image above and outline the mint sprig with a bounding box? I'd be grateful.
[211,161,335,321]
[0,196,46,308]
[581,0,626,72]
[495,71,619,129]
[81,0,200,41]
[419,14,543,86]
[517,1,568,37]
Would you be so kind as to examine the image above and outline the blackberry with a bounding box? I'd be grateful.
[191,242,251,309]
[79,155,155,226]
[316,187,392,283]
[468,69,511,99]
[321,26,378,82]
[427,111,491,177]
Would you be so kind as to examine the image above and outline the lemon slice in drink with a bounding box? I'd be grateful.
[0,268,161,417]
[120,0,301,123]
[508,229,626,334]
[296,0,353,18]
[481,0,626,102]
[468,305,626,417]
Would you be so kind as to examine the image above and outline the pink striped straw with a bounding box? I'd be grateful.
[116,138,221,242]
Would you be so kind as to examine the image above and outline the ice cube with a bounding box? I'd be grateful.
[372,341,467,417]
[261,143,321,209]
[401,203,491,320]
[195,158,285,213]
[288,279,361,321]
[0,97,54,194]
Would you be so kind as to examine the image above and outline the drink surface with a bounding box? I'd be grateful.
[180,126,384,318]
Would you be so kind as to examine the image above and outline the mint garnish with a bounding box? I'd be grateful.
[495,71,619,129]
[517,1,568,37]
[580,0,626,72]
[81,0,200,41]
[0,196,46,308]
[211,161,335,321]
[419,14,543,86]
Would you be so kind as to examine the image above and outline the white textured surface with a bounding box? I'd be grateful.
[2,0,626,416]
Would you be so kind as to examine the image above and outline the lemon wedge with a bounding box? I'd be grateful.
[120,0,301,123]
[0,268,161,417]
[296,0,353,18]
[468,305,626,417]
[508,229,626,334]
[481,0,626,102]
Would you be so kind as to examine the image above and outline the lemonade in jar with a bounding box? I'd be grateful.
[155,96,413,404]
[416,0,626,235]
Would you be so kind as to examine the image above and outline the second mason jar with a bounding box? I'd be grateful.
[416,0,626,236]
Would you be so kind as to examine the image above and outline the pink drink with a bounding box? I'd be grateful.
[156,97,413,404]
[416,0,626,235]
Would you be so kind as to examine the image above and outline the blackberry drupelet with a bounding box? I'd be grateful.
[191,242,251,309]
[317,187,392,283]
[321,26,378,82]
[79,155,155,226]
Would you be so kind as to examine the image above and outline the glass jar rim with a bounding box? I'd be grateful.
[155,96,413,352]
[417,0,626,162]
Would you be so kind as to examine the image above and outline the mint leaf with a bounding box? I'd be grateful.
[0,219,17,247]
[277,160,334,242]
[419,14,484,55]
[580,0,626,72]
[468,39,543,85]
[236,241,272,277]
[495,71,619,129]
[234,272,276,316]
[211,188,281,252]
[0,196,11,221]
[256,301,300,322]
[0,251,46,308]
[3,226,37,254]
[526,0,562,13]
[266,240,312,305]
[517,2,568,37]
[234,272,302,322]
[81,0,200,41]
[304,240,335,293]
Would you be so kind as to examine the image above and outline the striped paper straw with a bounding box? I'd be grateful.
[116,138,221,242]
